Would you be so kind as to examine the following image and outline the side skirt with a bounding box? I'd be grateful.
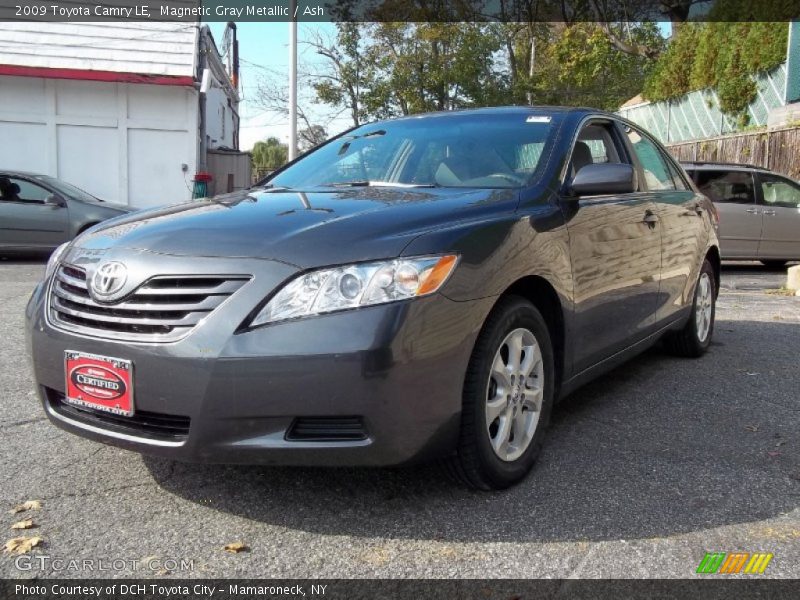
[558,316,685,400]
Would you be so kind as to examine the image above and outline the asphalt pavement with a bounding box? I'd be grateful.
[1,256,798,579]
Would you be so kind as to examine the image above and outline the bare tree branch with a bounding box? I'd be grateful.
[587,0,662,59]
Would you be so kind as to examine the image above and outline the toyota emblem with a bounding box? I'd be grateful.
[91,262,128,298]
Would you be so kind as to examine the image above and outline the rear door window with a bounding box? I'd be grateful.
[695,170,756,204]
[624,128,677,191]
[665,160,690,190]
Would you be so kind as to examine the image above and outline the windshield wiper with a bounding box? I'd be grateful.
[327,181,439,188]
[251,183,292,192]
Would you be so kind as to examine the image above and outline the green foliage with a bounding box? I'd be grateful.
[717,46,757,126]
[311,23,367,126]
[644,21,788,122]
[309,21,662,122]
[642,24,700,101]
[543,23,663,110]
[358,22,507,117]
[252,137,288,171]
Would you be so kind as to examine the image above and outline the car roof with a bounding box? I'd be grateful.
[680,161,772,172]
[0,170,47,178]
[379,105,613,123]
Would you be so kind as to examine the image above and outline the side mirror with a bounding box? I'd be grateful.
[45,194,67,208]
[570,163,637,197]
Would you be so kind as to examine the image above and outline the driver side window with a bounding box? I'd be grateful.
[759,174,800,209]
[2,178,50,203]
[569,123,625,180]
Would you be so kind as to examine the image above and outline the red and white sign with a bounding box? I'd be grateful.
[64,351,134,416]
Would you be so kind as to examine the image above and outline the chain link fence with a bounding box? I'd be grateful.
[618,63,788,144]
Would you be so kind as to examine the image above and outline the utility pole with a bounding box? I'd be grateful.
[288,0,298,160]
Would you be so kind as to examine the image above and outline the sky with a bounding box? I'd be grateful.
[207,22,347,151]
[208,21,673,152]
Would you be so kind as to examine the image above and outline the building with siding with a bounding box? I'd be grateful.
[0,22,241,208]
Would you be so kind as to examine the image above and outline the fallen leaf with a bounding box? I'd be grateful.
[745,425,759,432]
[11,519,34,530]
[768,451,782,458]
[745,372,760,376]
[223,542,249,553]
[4,536,42,554]
[9,500,41,514]
[776,441,786,448]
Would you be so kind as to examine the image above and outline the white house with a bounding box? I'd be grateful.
[0,22,243,208]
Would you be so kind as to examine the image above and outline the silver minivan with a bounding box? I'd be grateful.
[682,162,800,267]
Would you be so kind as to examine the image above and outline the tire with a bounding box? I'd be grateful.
[445,296,555,490]
[663,259,716,358]
[760,260,787,269]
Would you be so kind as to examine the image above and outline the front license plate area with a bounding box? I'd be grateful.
[64,351,134,416]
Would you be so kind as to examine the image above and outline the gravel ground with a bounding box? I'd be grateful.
[1,257,798,579]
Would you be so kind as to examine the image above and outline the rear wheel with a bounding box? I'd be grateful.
[663,259,716,358]
[760,260,787,269]
[446,296,554,490]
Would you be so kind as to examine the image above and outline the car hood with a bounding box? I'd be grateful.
[74,186,519,267]
[73,197,133,213]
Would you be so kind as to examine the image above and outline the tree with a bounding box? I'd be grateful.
[643,20,788,122]
[306,23,367,128]
[346,23,507,119]
[541,22,662,110]
[494,20,662,110]
[298,125,328,152]
[642,22,700,101]
[252,137,288,172]
[252,66,318,133]
[586,0,695,59]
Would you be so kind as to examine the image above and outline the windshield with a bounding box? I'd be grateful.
[35,175,101,203]
[268,112,558,190]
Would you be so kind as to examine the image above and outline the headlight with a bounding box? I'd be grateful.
[250,254,459,326]
[45,242,70,280]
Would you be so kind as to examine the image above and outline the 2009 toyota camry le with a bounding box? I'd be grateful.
[26,107,720,490]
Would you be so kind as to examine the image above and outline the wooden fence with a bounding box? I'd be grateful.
[666,126,800,179]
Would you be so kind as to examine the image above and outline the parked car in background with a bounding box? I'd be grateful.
[682,162,800,268]
[0,171,132,253]
[27,107,719,490]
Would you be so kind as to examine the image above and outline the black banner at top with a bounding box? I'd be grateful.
[1,0,799,22]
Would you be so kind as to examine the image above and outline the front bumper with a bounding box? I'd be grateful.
[26,253,493,466]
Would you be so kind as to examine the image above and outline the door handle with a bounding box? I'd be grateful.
[745,208,760,214]
[762,209,776,216]
[642,211,659,226]
[692,203,704,215]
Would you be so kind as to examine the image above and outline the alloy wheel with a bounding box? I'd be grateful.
[695,272,713,343]
[485,327,544,462]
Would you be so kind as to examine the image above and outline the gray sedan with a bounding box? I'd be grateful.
[27,107,720,490]
[0,171,133,252]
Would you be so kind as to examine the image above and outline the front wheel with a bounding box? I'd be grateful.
[445,296,555,490]
[663,259,716,358]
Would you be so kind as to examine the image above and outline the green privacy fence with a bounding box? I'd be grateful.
[618,62,789,144]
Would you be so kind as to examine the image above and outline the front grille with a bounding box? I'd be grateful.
[286,417,368,442]
[45,387,190,442]
[49,265,249,342]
